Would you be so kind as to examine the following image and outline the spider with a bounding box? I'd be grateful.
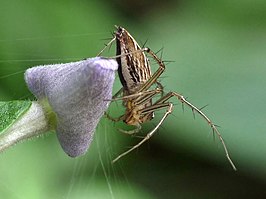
[98,26,236,170]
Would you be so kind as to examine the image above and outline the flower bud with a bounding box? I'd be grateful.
[25,57,118,157]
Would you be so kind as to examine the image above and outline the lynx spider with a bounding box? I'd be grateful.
[98,26,236,170]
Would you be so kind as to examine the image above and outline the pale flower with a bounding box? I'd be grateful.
[25,57,118,157]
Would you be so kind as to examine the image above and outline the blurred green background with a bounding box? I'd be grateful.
[1,0,266,198]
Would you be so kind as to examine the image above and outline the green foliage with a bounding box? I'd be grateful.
[0,100,31,132]
[1,0,266,198]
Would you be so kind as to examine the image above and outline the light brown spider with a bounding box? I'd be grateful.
[98,26,236,170]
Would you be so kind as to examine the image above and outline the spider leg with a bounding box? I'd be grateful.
[138,48,165,92]
[156,81,164,98]
[112,88,124,99]
[154,91,237,171]
[105,112,124,122]
[110,88,162,102]
[104,87,124,102]
[112,103,173,163]
[114,89,164,134]
[118,123,142,135]
[97,36,116,56]
[156,81,164,90]
[104,88,125,121]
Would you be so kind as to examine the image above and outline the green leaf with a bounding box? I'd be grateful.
[0,101,32,133]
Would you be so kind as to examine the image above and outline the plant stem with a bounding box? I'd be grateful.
[0,101,49,152]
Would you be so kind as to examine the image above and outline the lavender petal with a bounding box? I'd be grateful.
[25,57,118,157]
